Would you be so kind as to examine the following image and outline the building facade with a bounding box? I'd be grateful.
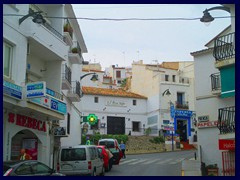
[191,4,235,176]
[3,4,70,167]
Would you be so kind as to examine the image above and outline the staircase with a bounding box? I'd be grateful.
[180,140,196,150]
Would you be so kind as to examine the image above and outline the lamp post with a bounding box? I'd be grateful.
[200,6,230,23]
[19,11,46,25]
[80,72,98,81]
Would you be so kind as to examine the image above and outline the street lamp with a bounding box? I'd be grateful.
[80,72,98,82]
[200,6,230,23]
[19,11,46,25]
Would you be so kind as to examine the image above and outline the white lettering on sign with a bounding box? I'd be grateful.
[106,100,127,107]
[197,121,219,128]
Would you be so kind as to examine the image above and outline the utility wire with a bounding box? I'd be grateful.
[3,14,234,21]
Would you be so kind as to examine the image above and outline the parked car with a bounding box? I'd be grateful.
[98,138,123,165]
[97,145,111,172]
[3,160,65,176]
[58,145,105,176]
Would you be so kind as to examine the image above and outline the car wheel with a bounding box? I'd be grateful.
[92,170,96,176]
[100,166,105,176]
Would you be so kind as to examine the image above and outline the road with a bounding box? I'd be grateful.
[105,150,196,176]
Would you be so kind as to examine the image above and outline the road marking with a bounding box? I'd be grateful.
[156,158,173,164]
[120,159,138,165]
[129,159,148,165]
[142,159,160,164]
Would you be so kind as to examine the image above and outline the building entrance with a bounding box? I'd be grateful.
[177,120,188,142]
[107,116,125,134]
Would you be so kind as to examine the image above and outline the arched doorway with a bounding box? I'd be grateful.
[11,129,41,160]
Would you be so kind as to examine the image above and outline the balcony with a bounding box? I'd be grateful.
[217,106,235,135]
[68,41,82,64]
[61,64,72,90]
[67,81,81,102]
[210,73,221,95]
[214,32,235,68]
[175,101,189,110]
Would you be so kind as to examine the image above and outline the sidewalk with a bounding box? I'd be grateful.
[181,157,202,176]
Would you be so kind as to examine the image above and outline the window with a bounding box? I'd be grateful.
[132,122,140,132]
[165,75,169,81]
[116,70,121,78]
[67,113,70,134]
[133,100,137,106]
[117,80,122,84]
[172,75,176,82]
[3,42,13,78]
[94,97,99,103]
[177,92,184,105]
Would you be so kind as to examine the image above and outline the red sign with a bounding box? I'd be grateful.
[197,121,219,128]
[8,113,46,132]
[219,139,235,150]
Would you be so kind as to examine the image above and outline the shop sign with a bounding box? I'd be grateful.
[54,127,67,136]
[3,80,22,100]
[197,121,218,128]
[198,115,209,122]
[26,81,46,98]
[29,95,67,115]
[175,110,192,117]
[106,100,127,107]
[8,112,46,132]
[219,139,235,150]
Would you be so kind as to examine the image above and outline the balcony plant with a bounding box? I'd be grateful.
[63,23,73,38]
[71,47,78,53]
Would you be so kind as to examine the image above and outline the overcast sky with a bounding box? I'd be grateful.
[72,4,231,69]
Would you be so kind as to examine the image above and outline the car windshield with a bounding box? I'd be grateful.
[61,148,86,161]
[99,141,114,148]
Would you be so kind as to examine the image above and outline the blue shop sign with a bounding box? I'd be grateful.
[26,82,46,98]
[51,98,67,115]
[3,80,23,100]
[175,110,193,117]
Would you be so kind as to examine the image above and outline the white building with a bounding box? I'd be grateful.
[3,4,70,167]
[191,4,235,176]
[131,60,196,146]
[81,87,147,136]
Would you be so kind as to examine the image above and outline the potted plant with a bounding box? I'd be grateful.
[71,47,78,53]
[63,23,73,38]
[206,164,219,176]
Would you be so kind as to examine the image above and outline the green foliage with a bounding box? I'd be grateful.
[120,78,127,88]
[149,136,165,144]
[81,134,128,145]
[144,127,152,136]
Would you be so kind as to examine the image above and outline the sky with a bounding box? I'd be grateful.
[72,4,232,69]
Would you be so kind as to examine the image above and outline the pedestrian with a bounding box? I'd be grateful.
[18,148,32,160]
[120,140,126,158]
[105,145,113,170]
[86,136,91,145]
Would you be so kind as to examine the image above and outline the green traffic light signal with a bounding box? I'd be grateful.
[87,114,98,125]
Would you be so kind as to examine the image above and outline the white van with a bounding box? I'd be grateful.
[58,145,105,176]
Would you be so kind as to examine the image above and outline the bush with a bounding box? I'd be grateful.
[149,136,165,144]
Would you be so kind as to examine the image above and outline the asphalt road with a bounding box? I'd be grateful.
[105,150,196,176]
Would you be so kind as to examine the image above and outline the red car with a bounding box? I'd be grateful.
[97,145,111,172]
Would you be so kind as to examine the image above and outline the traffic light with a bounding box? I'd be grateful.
[87,114,98,125]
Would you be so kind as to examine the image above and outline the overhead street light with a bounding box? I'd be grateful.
[200,6,230,23]
[80,72,98,82]
[19,11,46,25]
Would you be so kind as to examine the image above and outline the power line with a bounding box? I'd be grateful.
[3,14,233,21]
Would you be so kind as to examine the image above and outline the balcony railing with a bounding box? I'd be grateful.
[217,106,235,134]
[210,72,221,91]
[213,32,235,61]
[61,64,72,90]
[67,81,81,102]
[175,101,189,109]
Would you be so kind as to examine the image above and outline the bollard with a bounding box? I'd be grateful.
[194,152,197,160]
